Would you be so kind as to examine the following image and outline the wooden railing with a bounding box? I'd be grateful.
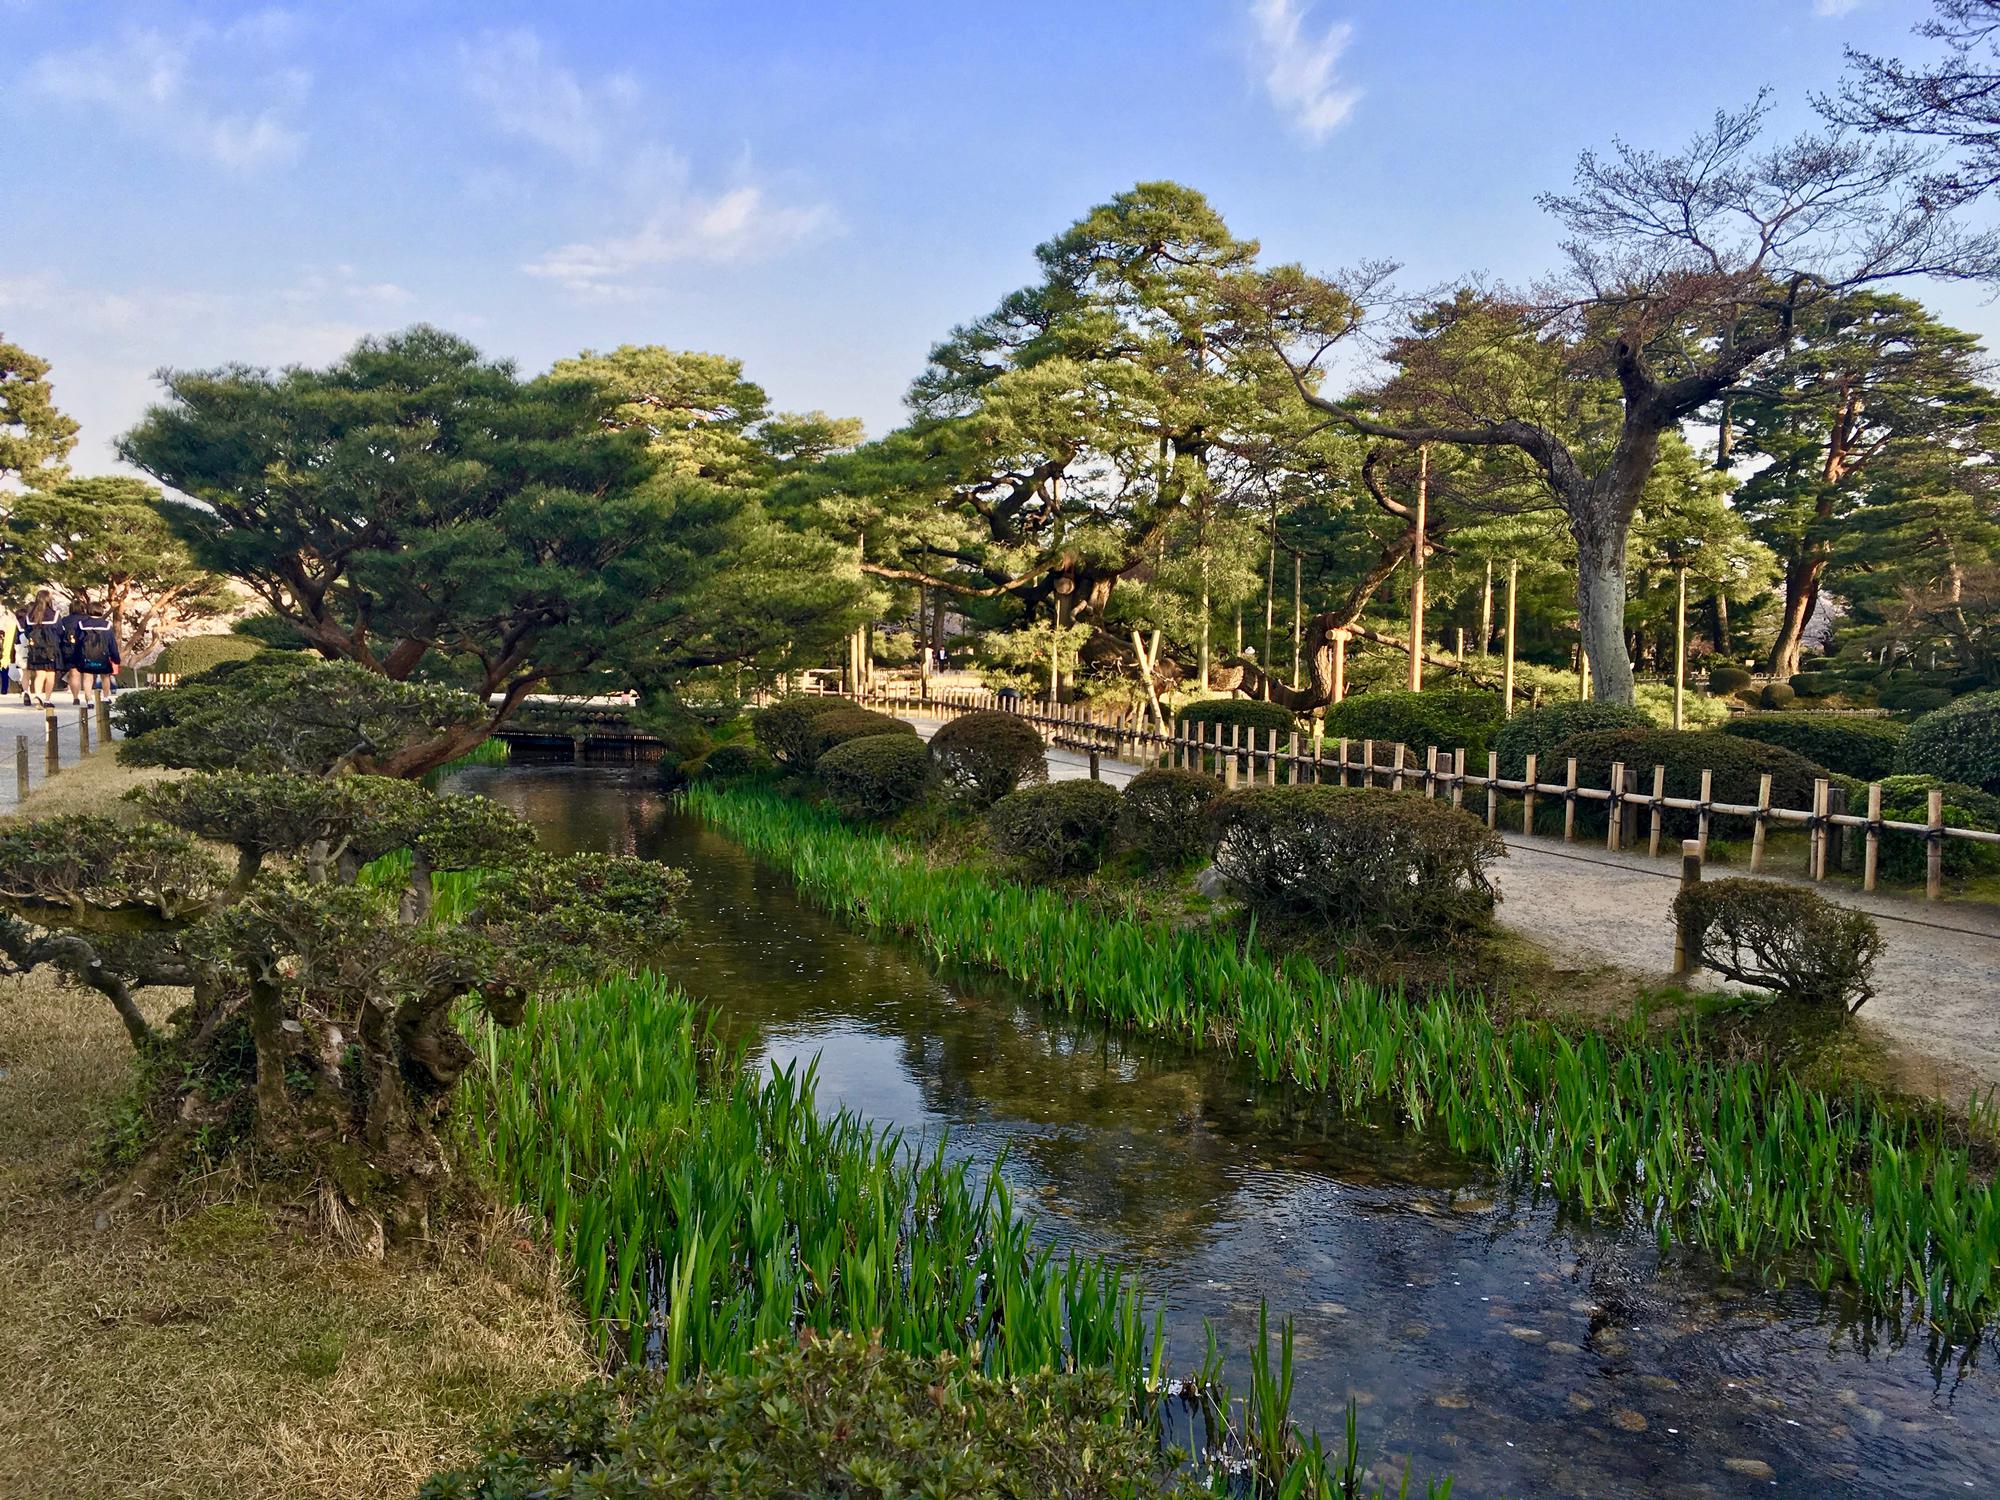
[834,687,1996,901]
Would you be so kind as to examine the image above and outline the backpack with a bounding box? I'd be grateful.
[27,622,62,664]
[75,619,115,672]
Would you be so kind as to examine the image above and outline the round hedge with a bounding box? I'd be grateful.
[1706,665,1754,696]
[1117,767,1222,868]
[1760,683,1798,709]
[1322,687,1503,763]
[806,708,916,768]
[751,696,859,768]
[1719,713,1905,782]
[1894,690,2000,793]
[1494,699,1652,778]
[988,780,1124,876]
[156,633,263,677]
[1789,671,1840,699]
[1175,698,1297,737]
[1881,682,1956,717]
[929,710,1048,806]
[1556,728,1848,838]
[818,732,935,821]
[1876,774,2000,883]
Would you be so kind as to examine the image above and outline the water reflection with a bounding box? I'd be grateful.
[454,763,1997,1500]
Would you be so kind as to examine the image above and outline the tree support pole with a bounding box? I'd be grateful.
[1502,560,1519,717]
[1408,444,1428,693]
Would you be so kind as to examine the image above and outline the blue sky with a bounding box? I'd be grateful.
[4,0,1991,469]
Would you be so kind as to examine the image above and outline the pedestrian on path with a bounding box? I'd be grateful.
[23,591,64,709]
[68,598,120,701]
[0,608,18,699]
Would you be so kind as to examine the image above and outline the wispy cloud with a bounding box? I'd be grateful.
[29,14,310,170]
[1811,0,1865,16]
[459,27,833,296]
[1248,0,1361,143]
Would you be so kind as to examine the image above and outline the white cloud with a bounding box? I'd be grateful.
[29,18,309,170]
[1812,0,1865,16]
[459,27,638,164]
[527,185,836,295]
[1248,0,1361,143]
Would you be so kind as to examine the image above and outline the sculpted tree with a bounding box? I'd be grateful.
[118,327,864,774]
[1242,100,1998,703]
[0,335,77,486]
[1829,0,2000,206]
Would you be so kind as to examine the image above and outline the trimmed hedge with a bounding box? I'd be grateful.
[989,780,1124,876]
[817,733,934,821]
[1877,774,2000,883]
[807,708,916,770]
[1707,665,1753,696]
[1790,671,1840,698]
[1880,682,1953,715]
[1494,699,1651,778]
[1719,713,1905,781]
[156,633,262,677]
[751,696,858,768]
[1674,878,1883,1012]
[1760,683,1798,709]
[929,710,1048,805]
[1175,697,1297,737]
[1556,728,1847,838]
[1117,767,1221,868]
[1895,691,2000,793]
[1322,687,1503,763]
[1209,784,1501,942]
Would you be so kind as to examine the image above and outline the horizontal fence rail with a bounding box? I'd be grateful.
[796,685,1993,902]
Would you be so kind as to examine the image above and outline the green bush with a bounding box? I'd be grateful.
[1790,671,1840,698]
[1876,774,2000,883]
[1556,728,1846,838]
[1706,665,1754,696]
[1760,683,1798,709]
[1175,697,1297,737]
[1117,767,1221,868]
[1719,713,1905,781]
[691,742,774,784]
[988,780,1123,876]
[1880,682,1953,715]
[423,1331,1201,1500]
[1896,691,2000,792]
[750,696,855,768]
[1209,785,1501,942]
[1673,878,1884,1013]
[1322,686,1503,762]
[155,633,262,677]
[1494,698,1652,778]
[807,708,917,770]
[817,733,935,821]
[929,710,1048,805]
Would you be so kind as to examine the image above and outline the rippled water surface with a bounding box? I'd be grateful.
[452,762,1997,1499]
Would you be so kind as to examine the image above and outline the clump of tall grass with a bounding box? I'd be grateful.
[684,783,2000,1331]
[462,971,1437,1498]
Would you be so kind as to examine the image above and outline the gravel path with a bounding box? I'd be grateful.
[908,712,2000,1096]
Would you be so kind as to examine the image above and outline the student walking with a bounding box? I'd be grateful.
[23,592,64,709]
[0,609,17,699]
[69,600,120,701]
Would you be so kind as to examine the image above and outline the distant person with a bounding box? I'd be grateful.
[69,599,120,701]
[0,608,16,700]
[23,591,64,709]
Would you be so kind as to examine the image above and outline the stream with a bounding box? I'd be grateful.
[449,761,1996,1499]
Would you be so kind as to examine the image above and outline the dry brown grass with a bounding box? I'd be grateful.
[0,752,594,1499]
[1,739,181,822]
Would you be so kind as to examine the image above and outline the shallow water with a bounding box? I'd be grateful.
[453,762,1998,1499]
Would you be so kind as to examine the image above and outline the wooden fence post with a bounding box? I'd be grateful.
[1451,748,1466,810]
[77,705,91,754]
[1336,738,1350,788]
[1863,781,1882,893]
[1697,769,1714,858]
[1809,778,1829,881]
[1361,739,1375,790]
[1606,761,1625,852]
[1563,757,1578,842]
[1392,742,1407,792]
[1927,788,1945,900]
[1749,773,1772,873]
[1424,745,1439,799]
[1485,751,1498,829]
[1827,782,1849,873]
[14,734,27,801]
[1088,745,1100,780]
[44,714,58,775]
[1287,730,1300,786]
[1672,839,1703,977]
[1647,764,1665,858]
[96,697,112,742]
[1522,753,1538,835]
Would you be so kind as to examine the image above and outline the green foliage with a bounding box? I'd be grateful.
[1760,682,1799,709]
[115,655,486,778]
[927,710,1049,805]
[805,708,916,769]
[690,742,775,784]
[1493,699,1652,777]
[426,1332,1201,1500]
[1557,729,1846,837]
[0,337,78,485]
[156,634,262,677]
[817,733,935,821]
[1876,775,2000,882]
[0,814,223,917]
[1880,682,1954,714]
[1790,671,1841,698]
[989,781,1124,876]
[1707,666,1754,695]
[1175,698,1296,737]
[471,855,688,999]
[1720,713,1906,781]
[1323,687,1502,762]
[750,696,858,769]
[1117,768,1221,868]
[130,771,427,876]
[1895,691,2000,791]
[1209,786,1501,943]
[1673,878,1884,1012]
[690,785,2000,1328]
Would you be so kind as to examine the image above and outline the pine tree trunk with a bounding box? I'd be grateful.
[1576,523,1636,705]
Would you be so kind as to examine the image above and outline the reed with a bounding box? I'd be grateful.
[461,971,1429,1497]
[684,783,2000,1331]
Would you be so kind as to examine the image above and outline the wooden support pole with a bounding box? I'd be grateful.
[1697,769,1714,858]
[1673,565,1688,732]
[1672,839,1703,977]
[1485,750,1498,829]
[1450,748,1465,810]
[1392,741,1407,793]
[1563,757,1578,841]
[1408,444,1428,692]
[1337,738,1351,788]
[1361,739,1374,790]
[1503,559,1519,717]
[1331,629,1348,705]
[1927,788,1945,900]
[1810,778,1829,881]
[1479,559,1493,658]
[77,705,91,754]
[1749,772,1772,873]
[14,734,27,801]
[44,713,58,775]
[1287,730,1300,786]
[1863,781,1882,893]
[1607,761,1625,852]
[1522,753,1538,835]
[1424,744,1439,799]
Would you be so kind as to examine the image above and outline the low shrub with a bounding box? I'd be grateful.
[1175,697,1297,737]
[1673,878,1884,1012]
[1117,767,1222,867]
[817,732,935,820]
[1556,728,1847,838]
[1790,671,1840,698]
[801,708,916,771]
[988,780,1123,876]
[1494,698,1651,778]
[154,633,264,677]
[691,742,774,784]
[425,1331,1200,1500]
[1720,713,1905,781]
[929,709,1048,805]
[1322,686,1503,762]
[750,696,855,768]
[1707,665,1754,696]
[1895,690,2000,792]
[1760,683,1797,709]
[1880,682,1953,715]
[1876,774,2000,883]
[1209,785,1501,942]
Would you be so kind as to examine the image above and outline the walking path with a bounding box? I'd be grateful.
[0,692,114,810]
[906,712,2000,1098]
